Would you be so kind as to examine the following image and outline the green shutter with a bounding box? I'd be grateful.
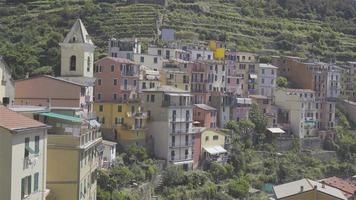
[34,173,39,192]
[28,176,31,194]
[21,178,25,198]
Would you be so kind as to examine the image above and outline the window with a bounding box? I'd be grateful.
[142,82,146,89]
[205,136,209,141]
[146,95,150,102]
[154,57,158,64]
[157,50,162,55]
[140,56,144,63]
[34,136,40,154]
[261,78,265,84]
[171,151,175,160]
[150,94,155,102]
[113,79,117,85]
[21,176,31,199]
[99,105,104,112]
[25,137,30,158]
[118,105,122,112]
[87,57,91,72]
[34,173,39,192]
[111,65,115,72]
[70,55,76,71]
[113,93,117,100]
[97,79,102,86]
[97,93,101,101]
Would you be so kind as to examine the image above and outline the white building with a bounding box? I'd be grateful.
[100,140,117,168]
[189,49,213,61]
[59,19,96,78]
[142,86,198,170]
[0,105,49,200]
[0,56,15,105]
[108,38,141,60]
[257,63,277,99]
[275,89,317,138]
[139,65,161,92]
[133,54,164,70]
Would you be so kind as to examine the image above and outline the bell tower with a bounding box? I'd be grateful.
[59,19,96,77]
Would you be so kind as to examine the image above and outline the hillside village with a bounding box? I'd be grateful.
[0,11,356,200]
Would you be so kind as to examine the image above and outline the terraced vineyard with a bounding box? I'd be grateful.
[1,0,356,78]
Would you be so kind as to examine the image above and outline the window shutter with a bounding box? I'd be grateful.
[21,178,25,198]
[28,176,32,194]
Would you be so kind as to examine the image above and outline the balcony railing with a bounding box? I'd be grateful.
[169,142,193,148]
[162,101,192,107]
[80,131,102,148]
[171,155,193,161]
[126,111,148,119]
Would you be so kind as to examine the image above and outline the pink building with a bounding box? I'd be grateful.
[193,104,217,128]
[191,62,210,104]
[94,56,140,102]
[230,97,252,121]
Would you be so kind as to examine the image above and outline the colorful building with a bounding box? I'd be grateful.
[142,85,198,170]
[230,97,252,122]
[193,104,217,128]
[0,105,49,200]
[199,129,227,164]
[340,62,356,102]
[257,63,277,100]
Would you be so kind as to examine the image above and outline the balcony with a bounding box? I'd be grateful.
[171,155,193,162]
[162,101,192,107]
[80,112,97,120]
[170,118,193,123]
[120,85,137,91]
[169,142,194,148]
[121,71,138,77]
[126,111,148,119]
[170,128,198,135]
[122,123,146,131]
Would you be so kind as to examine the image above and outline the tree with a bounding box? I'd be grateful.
[209,162,228,183]
[162,166,185,187]
[227,177,250,198]
[276,76,288,87]
[249,104,267,145]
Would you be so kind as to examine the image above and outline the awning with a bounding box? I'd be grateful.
[89,120,101,128]
[173,160,193,165]
[204,146,227,155]
[39,112,82,123]
[249,74,258,79]
[267,128,285,134]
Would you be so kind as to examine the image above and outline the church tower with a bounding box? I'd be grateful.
[59,19,96,77]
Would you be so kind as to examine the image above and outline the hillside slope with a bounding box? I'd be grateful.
[1,0,356,78]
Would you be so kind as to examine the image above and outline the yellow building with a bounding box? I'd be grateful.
[94,102,147,146]
[200,129,227,163]
[160,70,191,92]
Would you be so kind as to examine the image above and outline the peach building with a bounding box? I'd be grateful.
[193,104,217,128]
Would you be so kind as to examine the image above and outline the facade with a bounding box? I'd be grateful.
[275,89,318,138]
[59,19,95,78]
[139,65,161,91]
[40,112,101,200]
[200,129,227,164]
[160,70,190,92]
[147,46,188,60]
[273,178,347,200]
[272,56,341,130]
[133,53,163,70]
[93,56,147,146]
[340,62,356,101]
[0,57,14,105]
[108,38,141,60]
[191,62,210,104]
[0,106,49,200]
[100,140,117,168]
[210,92,230,128]
[193,104,217,128]
[230,97,252,122]
[142,86,198,169]
[257,63,277,99]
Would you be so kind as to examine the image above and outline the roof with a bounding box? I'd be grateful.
[142,85,189,93]
[8,105,48,113]
[16,75,92,87]
[0,106,47,132]
[321,177,356,196]
[194,104,216,111]
[102,140,117,146]
[279,88,315,93]
[273,178,347,200]
[56,76,96,87]
[249,95,269,100]
[259,63,278,69]
[95,56,135,64]
[62,19,94,45]
[39,112,82,123]
[203,146,227,155]
[267,128,285,134]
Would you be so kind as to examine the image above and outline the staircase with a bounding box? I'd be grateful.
[151,174,163,200]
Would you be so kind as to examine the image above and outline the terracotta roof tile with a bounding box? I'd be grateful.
[0,106,47,132]
[322,177,356,196]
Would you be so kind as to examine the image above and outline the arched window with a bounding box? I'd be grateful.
[87,56,91,72]
[70,55,76,71]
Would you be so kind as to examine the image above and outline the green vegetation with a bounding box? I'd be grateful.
[2,0,356,78]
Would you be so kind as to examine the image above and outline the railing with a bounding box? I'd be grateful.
[80,130,102,148]
[162,101,192,107]
[169,142,193,148]
[170,128,198,135]
[121,71,138,77]
[81,112,97,120]
[126,111,148,119]
[120,85,137,91]
[171,155,193,161]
